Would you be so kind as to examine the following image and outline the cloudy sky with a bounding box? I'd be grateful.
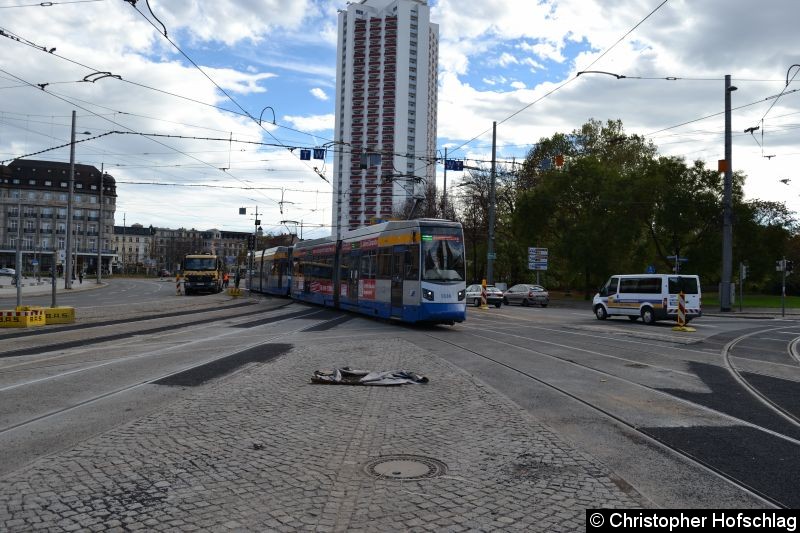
[1,0,798,239]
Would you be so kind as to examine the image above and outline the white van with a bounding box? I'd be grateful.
[592,274,701,324]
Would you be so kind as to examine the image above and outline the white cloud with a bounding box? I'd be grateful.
[310,88,329,101]
[283,114,335,132]
[157,0,313,45]
[3,0,800,231]
[497,53,519,68]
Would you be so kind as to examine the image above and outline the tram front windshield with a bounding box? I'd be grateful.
[421,228,465,282]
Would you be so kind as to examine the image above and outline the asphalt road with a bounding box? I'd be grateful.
[1,281,798,508]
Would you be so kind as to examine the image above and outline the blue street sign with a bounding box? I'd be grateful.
[299,149,311,160]
[646,265,656,273]
[444,159,463,171]
[313,148,326,159]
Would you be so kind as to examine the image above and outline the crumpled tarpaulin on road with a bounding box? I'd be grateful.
[311,367,428,386]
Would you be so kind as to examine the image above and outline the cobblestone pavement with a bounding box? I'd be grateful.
[0,337,644,532]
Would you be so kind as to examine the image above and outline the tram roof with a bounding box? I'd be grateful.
[342,219,462,240]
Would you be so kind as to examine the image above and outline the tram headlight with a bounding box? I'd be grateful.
[457,289,465,301]
[423,288,435,301]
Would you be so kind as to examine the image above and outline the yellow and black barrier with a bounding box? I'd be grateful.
[1,308,46,328]
[227,287,243,298]
[45,307,76,324]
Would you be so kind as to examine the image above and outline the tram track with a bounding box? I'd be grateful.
[0,309,341,438]
[469,312,800,386]
[722,326,800,428]
[0,304,323,377]
[0,300,299,361]
[420,324,800,508]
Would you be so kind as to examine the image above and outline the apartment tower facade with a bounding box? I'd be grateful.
[332,0,439,238]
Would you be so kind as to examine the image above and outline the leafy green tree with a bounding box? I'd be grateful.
[513,120,657,296]
[644,158,729,276]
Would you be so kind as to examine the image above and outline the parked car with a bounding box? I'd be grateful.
[503,284,549,307]
[465,284,504,308]
[0,267,15,276]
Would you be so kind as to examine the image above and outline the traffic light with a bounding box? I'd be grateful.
[787,260,794,272]
[247,235,255,250]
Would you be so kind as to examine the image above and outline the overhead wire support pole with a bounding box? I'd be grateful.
[487,121,497,286]
[442,147,448,218]
[721,75,736,312]
[96,163,103,284]
[65,110,76,290]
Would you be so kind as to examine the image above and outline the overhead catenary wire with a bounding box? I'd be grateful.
[0,0,104,8]
[0,69,291,210]
[0,26,333,153]
[123,1,332,183]
[445,0,670,158]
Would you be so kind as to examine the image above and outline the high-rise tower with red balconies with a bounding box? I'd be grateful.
[332,0,438,238]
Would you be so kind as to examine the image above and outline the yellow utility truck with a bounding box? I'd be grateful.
[182,253,223,295]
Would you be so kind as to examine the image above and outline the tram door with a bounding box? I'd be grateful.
[348,251,359,304]
[391,246,407,316]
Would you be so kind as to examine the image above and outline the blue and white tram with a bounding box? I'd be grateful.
[250,246,292,296]
[291,219,467,324]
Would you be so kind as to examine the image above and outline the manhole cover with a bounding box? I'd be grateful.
[364,455,447,480]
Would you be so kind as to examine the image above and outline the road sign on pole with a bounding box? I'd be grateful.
[528,247,548,271]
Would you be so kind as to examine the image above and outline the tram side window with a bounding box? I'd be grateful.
[377,247,391,279]
[405,247,419,280]
[340,253,351,281]
[319,255,334,282]
[361,250,376,279]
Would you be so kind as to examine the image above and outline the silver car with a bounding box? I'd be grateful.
[465,284,504,308]
[502,284,549,307]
